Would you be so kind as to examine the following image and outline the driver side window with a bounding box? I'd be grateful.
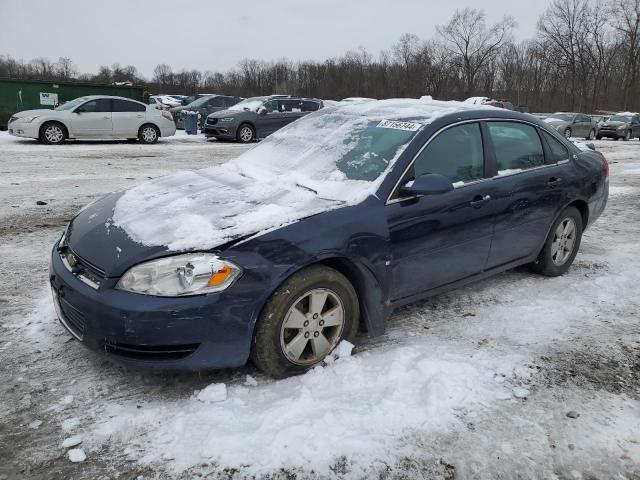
[76,99,111,113]
[412,123,484,186]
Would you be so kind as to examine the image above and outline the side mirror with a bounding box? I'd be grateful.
[74,109,82,114]
[257,106,267,115]
[401,173,454,197]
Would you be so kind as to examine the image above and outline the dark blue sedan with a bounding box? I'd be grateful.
[49,99,609,378]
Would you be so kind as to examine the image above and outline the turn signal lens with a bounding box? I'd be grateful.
[208,265,232,286]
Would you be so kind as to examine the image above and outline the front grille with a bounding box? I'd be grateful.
[59,296,86,337]
[104,341,199,361]
[206,117,218,125]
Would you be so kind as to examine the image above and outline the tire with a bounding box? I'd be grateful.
[530,206,583,277]
[236,123,255,143]
[623,130,631,141]
[138,124,159,144]
[564,128,572,139]
[39,122,66,145]
[251,265,359,378]
[586,129,595,140]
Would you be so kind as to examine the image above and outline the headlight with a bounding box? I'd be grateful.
[20,115,40,123]
[219,117,234,122]
[116,254,242,297]
[617,124,627,130]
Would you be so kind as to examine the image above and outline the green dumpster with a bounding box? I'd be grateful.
[0,78,146,129]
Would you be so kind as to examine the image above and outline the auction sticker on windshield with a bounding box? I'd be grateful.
[377,120,422,131]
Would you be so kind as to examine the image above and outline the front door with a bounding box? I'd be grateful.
[386,122,495,300]
[69,98,113,137]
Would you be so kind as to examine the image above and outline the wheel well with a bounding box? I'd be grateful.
[139,122,159,134]
[568,200,589,228]
[316,257,383,335]
[40,121,68,138]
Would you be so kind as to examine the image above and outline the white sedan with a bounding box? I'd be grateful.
[8,95,176,144]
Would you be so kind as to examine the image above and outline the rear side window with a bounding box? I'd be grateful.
[208,97,225,107]
[112,99,146,112]
[278,100,302,112]
[413,123,484,185]
[542,131,570,164]
[487,122,545,174]
[77,98,111,113]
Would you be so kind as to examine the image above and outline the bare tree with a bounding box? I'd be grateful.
[437,8,516,97]
[610,0,640,108]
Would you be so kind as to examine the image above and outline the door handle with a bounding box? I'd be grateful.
[103,116,110,120]
[470,194,491,208]
[136,115,144,118]
[547,177,563,187]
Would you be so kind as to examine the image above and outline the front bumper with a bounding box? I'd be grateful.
[597,129,625,139]
[8,121,39,139]
[204,123,237,139]
[49,243,260,371]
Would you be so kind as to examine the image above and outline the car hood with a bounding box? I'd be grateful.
[69,165,345,275]
[207,109,250,119]
[13,109,57,118]
[602,121,627,128]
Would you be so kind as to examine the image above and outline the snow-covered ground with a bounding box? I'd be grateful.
[0,131,639,479]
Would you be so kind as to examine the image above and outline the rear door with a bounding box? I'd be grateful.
[111,99,146,138]
[69,98,113,137]
[632,115,640,138]
[483,121,568,268]
[386,122,495,300]
[257,99,288,136]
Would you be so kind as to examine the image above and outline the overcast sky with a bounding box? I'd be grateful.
[0,0,551,79]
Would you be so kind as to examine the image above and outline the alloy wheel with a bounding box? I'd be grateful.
[45,125,64,143]
[551,217,577,266]
[239,126,253,142]
[280,288,345,365]
[142,126,157,143]
[564,128,571,139]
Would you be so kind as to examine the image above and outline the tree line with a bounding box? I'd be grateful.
[1,0,639,113]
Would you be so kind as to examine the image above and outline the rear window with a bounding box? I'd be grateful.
[302,100,321,112]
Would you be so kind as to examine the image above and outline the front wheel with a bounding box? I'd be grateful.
[138,124,159,144]
[564,128,572,139]
[236,124,255,143]
[39,122,66,145]
[623,130,631,141]
[251,265,359,378]
[530,206,583,277]
[586,129,595,140]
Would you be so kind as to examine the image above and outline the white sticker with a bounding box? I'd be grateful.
[40,92,58,106]
[377,119,422,131]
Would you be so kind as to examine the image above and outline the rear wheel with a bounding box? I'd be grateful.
[138,124,159,144]
[251,265,359,378]
[564,128,572,139]
[623,130,631,141]
[236,124,255,143]
[530,206,583,277]
[586,129,595,140]
[39,122,66,145]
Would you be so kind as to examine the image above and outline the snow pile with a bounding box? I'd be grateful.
[92,338,522,476]
[112,98,492,251]
[68,448,86,463]
[196,383,227,403]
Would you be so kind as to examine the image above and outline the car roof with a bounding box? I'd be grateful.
[77,95,146,103]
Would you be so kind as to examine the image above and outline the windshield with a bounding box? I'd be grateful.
[610,115,631,122]
[233,111,421,201]
[55,97,90,111]
[548,113,574,121]
[228,96,267,112]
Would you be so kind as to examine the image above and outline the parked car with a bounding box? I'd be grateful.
[170,95,243,129]
[149,95,181,109]
[544,112,597,140]
[8,95,176,144]
[596,112,640,141]
[181,93,215,106]
[204,95,323,142]
[49,99,608,377]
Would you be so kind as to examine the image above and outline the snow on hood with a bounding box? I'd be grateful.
[112,98,493,251]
